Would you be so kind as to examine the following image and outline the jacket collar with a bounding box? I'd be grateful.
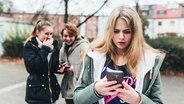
[87,51,106,82]
[28,37,39,48]
[63,38,88,55]
[135,49,157,92]
[87,49,158,92]
[36,37,43,48]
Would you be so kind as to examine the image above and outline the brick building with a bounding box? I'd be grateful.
[0,12,100,39]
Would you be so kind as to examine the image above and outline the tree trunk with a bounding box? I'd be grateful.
[64,0,69,23]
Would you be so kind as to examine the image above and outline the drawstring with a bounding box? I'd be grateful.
[149,69,153,80]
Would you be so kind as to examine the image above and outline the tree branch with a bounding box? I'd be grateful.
[54,0,64,16]
[77,0,108,27]
[174,0,184,7]
[31,1,46,23]
[64,0,69,23]
[178,3,184,7]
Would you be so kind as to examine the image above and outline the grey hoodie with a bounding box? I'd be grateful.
[59,36,89,99]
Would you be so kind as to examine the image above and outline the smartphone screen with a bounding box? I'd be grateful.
[106,67,124,84]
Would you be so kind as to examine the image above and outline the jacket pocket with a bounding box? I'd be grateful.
[26,83,50,102]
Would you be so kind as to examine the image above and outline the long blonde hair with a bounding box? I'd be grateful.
[90,6,155,76]
[24,20,52,44]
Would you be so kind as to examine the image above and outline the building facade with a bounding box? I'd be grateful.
[141,3,184,38]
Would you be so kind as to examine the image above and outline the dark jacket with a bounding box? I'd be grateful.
[23,37,60,104]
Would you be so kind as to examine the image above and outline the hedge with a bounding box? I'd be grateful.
[146,37,184,73]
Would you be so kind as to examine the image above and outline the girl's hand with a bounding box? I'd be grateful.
[66,65,74,71]
[94,77,122,96]
[43,37,53,47]
[57,64,74,73]
[57,64,65,73]
[116,81,141,104]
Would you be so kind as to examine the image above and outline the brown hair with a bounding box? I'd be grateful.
[60,23,78,38]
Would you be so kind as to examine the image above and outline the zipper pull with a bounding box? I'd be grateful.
[149,70,153,80]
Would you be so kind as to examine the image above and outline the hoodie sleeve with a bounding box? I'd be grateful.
[74,55,101,104]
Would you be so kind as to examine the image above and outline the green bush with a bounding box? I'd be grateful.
[146,37,184,73]
[2,33,63,58]
[2,34,27,58]
[2,24,31,58]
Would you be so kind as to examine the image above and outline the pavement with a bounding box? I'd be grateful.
[0,59,65,104]
[0,59,184,104]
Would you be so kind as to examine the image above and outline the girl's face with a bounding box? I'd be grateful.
[62,30,75,45]
[112,17,133,53]
[37,26,53,42]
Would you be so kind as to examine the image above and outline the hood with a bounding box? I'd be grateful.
[63,36,89,55]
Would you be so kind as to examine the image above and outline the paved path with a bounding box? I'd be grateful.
[0,60,65,104]
[0,61,184,104]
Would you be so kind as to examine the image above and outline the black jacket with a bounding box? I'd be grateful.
[23,37,60,104]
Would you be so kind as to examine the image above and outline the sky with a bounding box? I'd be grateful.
[1,0,184,15]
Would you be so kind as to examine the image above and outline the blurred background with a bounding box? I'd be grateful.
[0,0,184,104]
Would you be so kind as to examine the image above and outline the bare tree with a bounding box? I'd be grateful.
[134,0,148,36]
[135,0,139,12]
[64,0,69,23]
[76,0,108,27]
[63,0,108,27]
[30,0,108,28]
[175,0,184,7]
[0,0,15,18]
[31,1,49,24]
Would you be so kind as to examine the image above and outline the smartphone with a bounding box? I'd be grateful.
[64,64,70,69]
[59,63,66,68]
[106,67,124,84]
[59,63,70,68]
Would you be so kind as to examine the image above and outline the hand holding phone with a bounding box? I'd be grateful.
[60,63,71,70]
[106,67,124,84]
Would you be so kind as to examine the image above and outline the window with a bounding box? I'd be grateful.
[158,33,165,37]
[158,21,162,26]
[170,21,175,25]
[142,12,149,17]
[157,10,166,15]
